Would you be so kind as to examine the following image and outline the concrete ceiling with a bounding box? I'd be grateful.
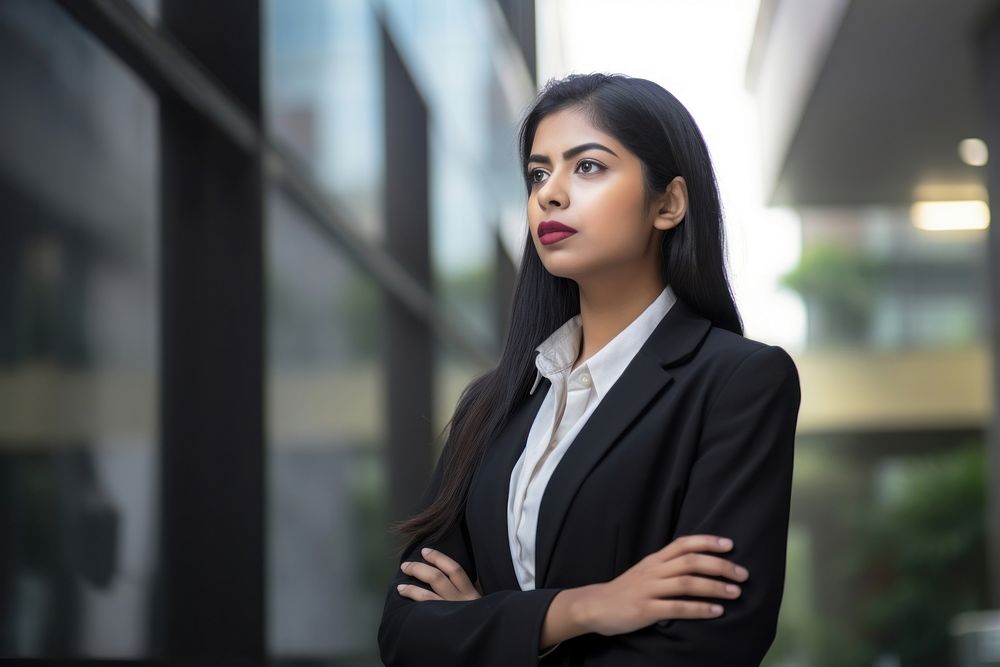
[766,0,996,207]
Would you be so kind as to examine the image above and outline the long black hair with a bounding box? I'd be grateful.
[390,72,743,555]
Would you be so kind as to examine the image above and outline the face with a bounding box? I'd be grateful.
[525,107,686,281]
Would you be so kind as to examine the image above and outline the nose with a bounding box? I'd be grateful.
[536,173,568,210]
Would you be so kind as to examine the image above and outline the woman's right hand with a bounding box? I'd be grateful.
[581,534,749,637]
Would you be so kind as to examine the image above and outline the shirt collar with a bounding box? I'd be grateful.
[529,284,678,399]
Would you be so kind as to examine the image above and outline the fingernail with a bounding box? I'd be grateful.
[421,547,431,557]
[711,605,724,615]
[736,566,749,578]
[725,585,740,594]
[718,538,733,548]
[397,584,405,591]
[400,562,410,570]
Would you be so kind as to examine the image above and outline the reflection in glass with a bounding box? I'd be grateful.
[0,0,158,657]
[265,188,387,657]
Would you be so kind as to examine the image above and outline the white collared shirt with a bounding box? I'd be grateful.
[508,283,678,593]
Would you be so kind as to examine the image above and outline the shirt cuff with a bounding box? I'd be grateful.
[538,640,562,658]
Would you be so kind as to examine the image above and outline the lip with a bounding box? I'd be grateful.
[537,220,578,245]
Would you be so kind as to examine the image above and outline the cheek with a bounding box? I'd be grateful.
[531,180,650,275]
[581,187,648,248]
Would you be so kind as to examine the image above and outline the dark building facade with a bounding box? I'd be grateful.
[0,0,538,663]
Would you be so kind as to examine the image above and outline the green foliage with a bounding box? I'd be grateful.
[845,443,989,665]
[769,443,988,666]
[778,244,888,345]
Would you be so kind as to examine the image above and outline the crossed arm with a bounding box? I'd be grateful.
[376,437,566,666]
[378,344,801,666]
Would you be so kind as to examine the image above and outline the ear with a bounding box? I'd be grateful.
[651,176,687,231]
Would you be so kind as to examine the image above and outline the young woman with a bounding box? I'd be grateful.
[377,72,802,666]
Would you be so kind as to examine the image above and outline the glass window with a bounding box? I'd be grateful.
[265,187,387,657]
[265,0,384,244]
[0,0,159,657]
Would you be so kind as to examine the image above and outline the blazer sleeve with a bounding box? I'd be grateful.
[377,438,565,666]
[598,343,801,666]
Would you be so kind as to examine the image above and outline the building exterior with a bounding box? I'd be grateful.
[0,0,538,663]
[747,0,998,664]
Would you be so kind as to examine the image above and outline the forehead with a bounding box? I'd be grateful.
[530,108,623,155]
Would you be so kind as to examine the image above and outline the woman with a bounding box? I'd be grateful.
[377,72,802,666]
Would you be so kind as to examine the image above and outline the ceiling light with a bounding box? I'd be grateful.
[958,138,988,167]
[910,200,990,231]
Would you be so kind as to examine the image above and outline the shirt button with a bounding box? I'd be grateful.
[579,373,591,387]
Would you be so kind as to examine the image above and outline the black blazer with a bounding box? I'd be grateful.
[377,296,802,666]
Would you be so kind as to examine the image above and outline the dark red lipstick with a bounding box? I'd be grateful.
[538,220,578,245]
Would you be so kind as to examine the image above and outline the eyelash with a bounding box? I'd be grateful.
[526,159,606,186]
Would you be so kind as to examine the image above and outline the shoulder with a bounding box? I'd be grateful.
[688,326,800,398]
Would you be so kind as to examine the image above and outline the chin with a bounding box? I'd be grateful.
[539,257,587,281]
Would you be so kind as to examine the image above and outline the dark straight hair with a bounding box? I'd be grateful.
[390,72,743,556]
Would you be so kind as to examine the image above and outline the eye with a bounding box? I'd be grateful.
[525,159,607,187]
[578,159,606,175]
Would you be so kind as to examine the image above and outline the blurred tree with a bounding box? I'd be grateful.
[808,443,988,666]
[779,244,886,347]
[851,442,988,665]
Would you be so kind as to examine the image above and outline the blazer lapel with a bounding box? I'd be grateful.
[471,295,712,592]
[533,296,712,587]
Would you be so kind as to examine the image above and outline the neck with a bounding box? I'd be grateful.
[572,269,665,370]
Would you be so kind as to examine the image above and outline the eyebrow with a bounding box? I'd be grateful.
[527,142,619,165]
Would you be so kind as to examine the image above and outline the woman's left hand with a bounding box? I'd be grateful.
[397,547,483,601]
